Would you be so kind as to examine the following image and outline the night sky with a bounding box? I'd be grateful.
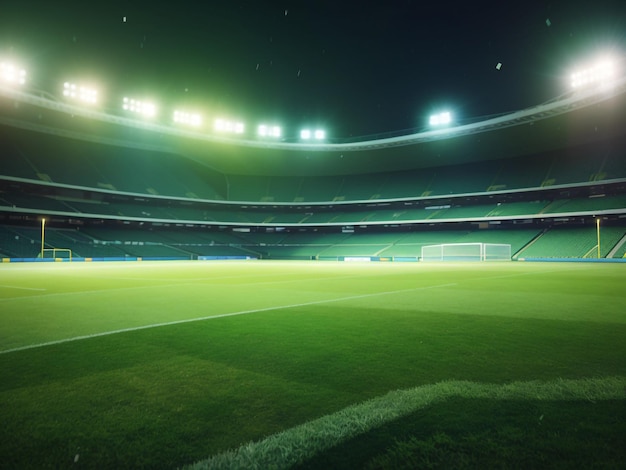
[1,1,624,139]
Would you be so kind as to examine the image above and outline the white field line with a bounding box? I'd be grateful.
[0,282,456,355]
[0,273,391,302]
[185,376,626,470]
[0,285,46,291]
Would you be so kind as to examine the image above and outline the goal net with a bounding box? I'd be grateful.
[421,243,511,262]
[41,248,73,261]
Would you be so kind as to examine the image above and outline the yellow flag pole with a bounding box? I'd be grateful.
[41,218,46,258]
[596,218,601,259]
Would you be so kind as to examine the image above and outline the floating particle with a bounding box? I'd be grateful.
[123,16,126,22]
[546,18,551,27]
[496,62,502,70]
[297,69,301,77]
[256,63,260,70]
[285,9,288,16]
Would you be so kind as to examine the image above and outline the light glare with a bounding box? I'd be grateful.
[215,118,245,134]
[174,110,201,127]
[571,59,615,89]
[63,82,98,104]
[429,111,451,126]
[300,129,325,140]
[0,62,26,85]
[258,124,282,138]
[122,97,157,117]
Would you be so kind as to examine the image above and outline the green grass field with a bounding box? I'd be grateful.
[1,260,625,469]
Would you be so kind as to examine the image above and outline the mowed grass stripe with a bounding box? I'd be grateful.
[1,260,468,351]
[0,282,456,354]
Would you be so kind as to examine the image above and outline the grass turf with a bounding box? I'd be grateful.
[296,398,626,470]
[0,260,625,468]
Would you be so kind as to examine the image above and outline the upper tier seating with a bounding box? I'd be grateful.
[2,124,625,204]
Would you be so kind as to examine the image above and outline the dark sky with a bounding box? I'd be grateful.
[1,0,624,139]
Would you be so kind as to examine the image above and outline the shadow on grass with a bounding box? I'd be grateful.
[296,397,626,469]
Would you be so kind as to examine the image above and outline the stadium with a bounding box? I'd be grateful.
[1,4,626,469]
[2,77,626,263]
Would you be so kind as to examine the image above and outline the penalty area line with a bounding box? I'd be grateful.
[0,282,456,355]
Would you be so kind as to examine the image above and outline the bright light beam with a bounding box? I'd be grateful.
[215,118,245,134]
[63,82,98,104]
[122,97,157,117]
[571,59,615,89]
[174,110,202,127]
[429,111,452,126]
[1,62,26,85]
[300,129,326,140]
[258,124,282,138]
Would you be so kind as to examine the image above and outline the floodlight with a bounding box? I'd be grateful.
[215,118,244,134]
[173,110,201,127]
[429,111,451,126]
[122,97,156,117]
[571,59,615,89]
[258,124,282,138]
[0,62,26,85]
[63,82,98,104]
[300,129,325,140]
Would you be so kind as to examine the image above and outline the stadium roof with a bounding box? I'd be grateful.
[1,76,625,176]
[0,1,624,138]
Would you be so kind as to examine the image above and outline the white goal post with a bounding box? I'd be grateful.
[421,243,511,262]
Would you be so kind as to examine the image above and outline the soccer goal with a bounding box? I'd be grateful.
[421,243,511,262]
[40,248,73,262]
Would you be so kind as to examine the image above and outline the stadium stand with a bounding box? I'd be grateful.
[1,84,625,261]
[517,227,626,259]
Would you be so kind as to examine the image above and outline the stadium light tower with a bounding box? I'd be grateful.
[63,82,98,104]
[570,58,615,89]
[429,111,452,126]
[122,97,157,118]
[0,62,26,85]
